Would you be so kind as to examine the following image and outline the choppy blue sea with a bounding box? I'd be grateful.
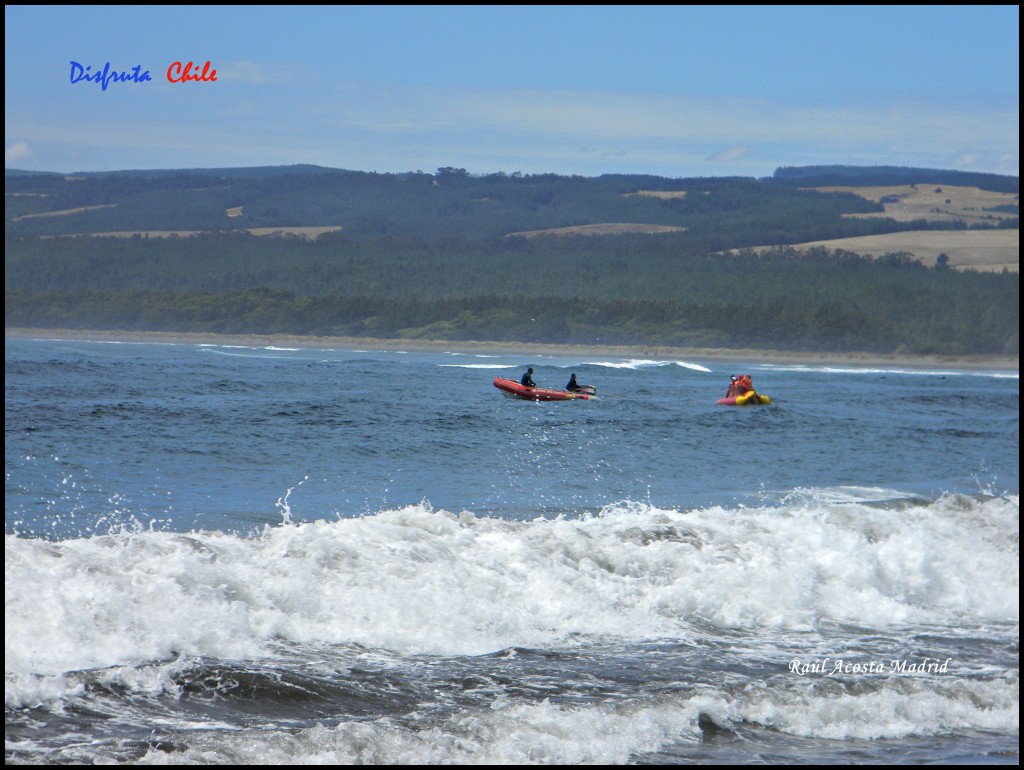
[5,335,1019,764]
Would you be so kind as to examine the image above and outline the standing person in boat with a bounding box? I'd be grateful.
[520,367,537,388]
[565,373,582,393]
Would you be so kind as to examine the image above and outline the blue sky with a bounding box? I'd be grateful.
[4,5,1019,178]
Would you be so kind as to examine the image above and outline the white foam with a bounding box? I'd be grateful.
[439,363,517,369]
[713,677,1020,740]
[758,363,1017,378]
[6,494,1019,706]
[137,678,1020,764]
[586,359,711,372]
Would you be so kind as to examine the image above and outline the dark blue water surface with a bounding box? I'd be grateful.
[5,337,1017,538]
[5,335,1019,765]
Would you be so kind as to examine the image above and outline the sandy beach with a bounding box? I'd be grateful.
[5,327,1018,371]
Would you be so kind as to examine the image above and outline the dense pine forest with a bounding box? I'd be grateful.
[5,164,1019,356]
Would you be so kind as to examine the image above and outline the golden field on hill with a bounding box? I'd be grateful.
[37,226,344,240]
[743,185,1020,273]
[778,229,1018,273]
[816,184,1018,226]
[508,223,686,237]
[624,190,688,199]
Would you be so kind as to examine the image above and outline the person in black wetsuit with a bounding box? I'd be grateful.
[520,367,536,388]
[565,373,582,392]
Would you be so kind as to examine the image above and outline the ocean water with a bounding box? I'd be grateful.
[5,335,1019,765]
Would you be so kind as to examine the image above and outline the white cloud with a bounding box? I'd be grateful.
[996,153,1019,176]
[5,141,33,165]
[316,83,1018,158]
[5,76,1018,176]
[708,146,749,163]
[216,60,295,85]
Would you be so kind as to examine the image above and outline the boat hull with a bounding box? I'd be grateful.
[717,391,771,406]
[493,377,593,401]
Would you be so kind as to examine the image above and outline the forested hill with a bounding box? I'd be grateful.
[5,165,1020,356]
[5,164,1018,240]
[772,164,1020,193]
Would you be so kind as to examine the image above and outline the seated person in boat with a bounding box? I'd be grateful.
[521,367,536,388]
[566,373,582,392]
[725,374,754,397]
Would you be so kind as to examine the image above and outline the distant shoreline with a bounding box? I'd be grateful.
[6,327,1018,371]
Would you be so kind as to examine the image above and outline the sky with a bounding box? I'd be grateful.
[4,5,1019,179]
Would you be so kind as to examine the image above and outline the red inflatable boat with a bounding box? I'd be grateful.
[493,377,596,401]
